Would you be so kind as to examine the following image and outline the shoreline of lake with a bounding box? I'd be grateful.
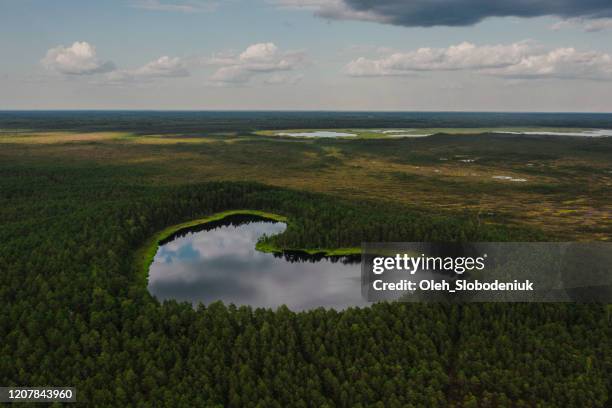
[135,209,361,283]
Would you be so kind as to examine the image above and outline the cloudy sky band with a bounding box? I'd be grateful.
[1,0,612,110]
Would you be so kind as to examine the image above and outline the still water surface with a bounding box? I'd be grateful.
[148,215,368,311]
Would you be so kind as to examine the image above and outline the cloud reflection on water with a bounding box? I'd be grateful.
[148,219,368,310]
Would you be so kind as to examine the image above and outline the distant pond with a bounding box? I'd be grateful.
[148,214,368,311]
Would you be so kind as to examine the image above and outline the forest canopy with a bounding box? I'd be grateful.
[0,124,610,406]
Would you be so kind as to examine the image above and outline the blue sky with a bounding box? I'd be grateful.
[1,0,612,111]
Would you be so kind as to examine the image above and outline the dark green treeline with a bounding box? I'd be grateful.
[0,162,609,407]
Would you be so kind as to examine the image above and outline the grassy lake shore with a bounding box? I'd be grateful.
[135,209,361,281]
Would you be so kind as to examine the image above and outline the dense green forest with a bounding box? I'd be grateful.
[1,156,610,407]
[1,115,611,406]
[3,111,612,134]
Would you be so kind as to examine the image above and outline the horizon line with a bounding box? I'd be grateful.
[1,109,612,114]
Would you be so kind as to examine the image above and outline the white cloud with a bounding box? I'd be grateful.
[42,42,115,75]
[132,0,218,13]
[136,56,190,77]
[346,41,612,80]
[41,40,303,86]
[240,42,280,62]
[208,42,305,84]
[550,18,612,32]
[107,56,190,83]
[42,41,190,83]
[485,48,612,80]
[346,42,536,76]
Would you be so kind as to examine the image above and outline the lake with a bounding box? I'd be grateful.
[148,214,368,311]
[276,130,357,137]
